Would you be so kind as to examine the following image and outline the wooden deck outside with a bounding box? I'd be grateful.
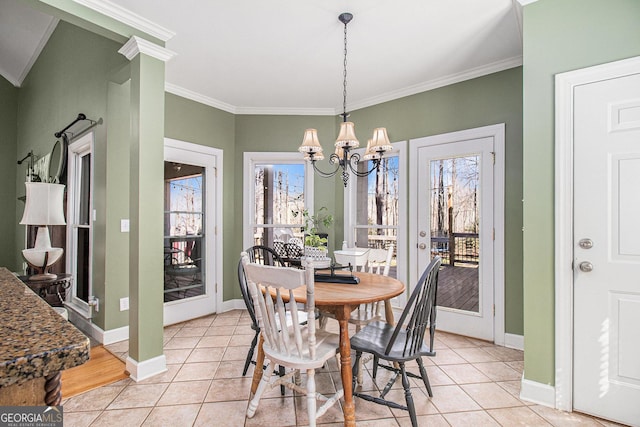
[436,264,479,312]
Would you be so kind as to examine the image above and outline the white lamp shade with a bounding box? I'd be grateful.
[299,129,324,154]
[370,128,393,153]
[335,122,360,149]
[20,182,66,226]
[363,139,381,160]
[331,146,344,164]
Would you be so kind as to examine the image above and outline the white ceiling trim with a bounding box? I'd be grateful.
[9,17,59,87]
[165,55,523,116]
[516,0,539,5]
[73,0,175,42]
[165,83,237,114]
[347,55,524,113]
[235,106,337,116]
[118,36,176,62]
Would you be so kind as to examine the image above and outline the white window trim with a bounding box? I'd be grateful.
[65,132,94,318]
[243,152,314,251]
[344,141,407,301]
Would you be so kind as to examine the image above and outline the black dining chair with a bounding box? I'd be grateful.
[350,256,442,427]
[238,246,288,394]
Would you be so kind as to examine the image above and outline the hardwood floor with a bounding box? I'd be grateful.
[61,345,128,399]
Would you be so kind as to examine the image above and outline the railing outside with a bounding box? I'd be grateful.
[431,233,479,266]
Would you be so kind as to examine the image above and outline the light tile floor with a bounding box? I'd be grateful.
[61,310,625,426]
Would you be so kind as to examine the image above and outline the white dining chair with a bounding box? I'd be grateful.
[241,253,343,427]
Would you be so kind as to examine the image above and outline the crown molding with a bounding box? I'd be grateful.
[516,0,539,5]
[119,36,176,62]
[165,83,237,114]
[346,55,523,113]
[17,17,59,86]
[235,106,337,116]
[166,56,522,116]
[73,0,175,42]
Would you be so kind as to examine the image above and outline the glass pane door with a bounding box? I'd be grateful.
[429,156,480,312]
[164,162,205,303]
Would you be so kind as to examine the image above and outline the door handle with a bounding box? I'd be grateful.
[579,261,593,273]
[419,231,427,237]
[419,243,427,250]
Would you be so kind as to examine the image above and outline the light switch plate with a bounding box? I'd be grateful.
[120,297,129,311]
[121,219,130,233]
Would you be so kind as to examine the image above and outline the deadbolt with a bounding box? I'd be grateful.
[578,239,593,249]
[579,261,593,272]
[419,231,427,238]
[419,243,427,250]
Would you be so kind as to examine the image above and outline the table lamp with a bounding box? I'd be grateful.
[20,182,66,280]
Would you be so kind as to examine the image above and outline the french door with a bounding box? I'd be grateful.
[411,125,503,341]
[163,139,222,325]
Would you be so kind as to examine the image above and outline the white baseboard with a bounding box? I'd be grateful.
[504,333,524,350]
[98,325,129,344]
[126,355,167,382]
[520,377,556,407]
[221,298,247,312]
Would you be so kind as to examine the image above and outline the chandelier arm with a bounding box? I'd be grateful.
[346,153,381,177]
[310,159,340,178]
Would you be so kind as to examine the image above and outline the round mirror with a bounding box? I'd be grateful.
[49,139,67,184]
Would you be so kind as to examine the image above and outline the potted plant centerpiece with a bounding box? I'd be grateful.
[294,207,333,267]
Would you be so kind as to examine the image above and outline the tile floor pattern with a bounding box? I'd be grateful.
[61,310,625,426]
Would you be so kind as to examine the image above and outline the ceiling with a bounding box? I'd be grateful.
[0,0,523,115]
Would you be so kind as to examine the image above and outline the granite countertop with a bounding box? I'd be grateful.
[0,267,90,387]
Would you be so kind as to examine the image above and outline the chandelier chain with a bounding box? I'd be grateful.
[342,18,348,120]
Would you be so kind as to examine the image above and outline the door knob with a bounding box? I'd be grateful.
[419,243,427,250]
[579,261,593,272]
[419,231,427,237]
[578,239,593,249]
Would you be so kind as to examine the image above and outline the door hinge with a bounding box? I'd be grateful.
[491,151,495,165]
[492,228,495,240]
[493,304,495,316]
[213,167,217,177]
[215,282,218,293]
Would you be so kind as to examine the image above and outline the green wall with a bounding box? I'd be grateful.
[351,67,524,335]
[0,77,18,269]
[15,20,129,330]
[164,93,236,300]
[522,0,640,385]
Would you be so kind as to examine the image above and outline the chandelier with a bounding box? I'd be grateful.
[298,12,392,187]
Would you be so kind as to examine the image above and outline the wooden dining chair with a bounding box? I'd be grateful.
[350,256,442,427]
[241,253,343,427]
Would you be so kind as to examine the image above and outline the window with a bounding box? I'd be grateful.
[66,133,93,314]
[243,153,314,251]
[345,142,406,285]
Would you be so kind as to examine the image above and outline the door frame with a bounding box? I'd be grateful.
[164,138,223,324]
[409,124,505,345]
[554,55,640,411]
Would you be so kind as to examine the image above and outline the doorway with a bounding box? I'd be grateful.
[410,124,504,342]
[163,139,223,326]
[555,56,640,425]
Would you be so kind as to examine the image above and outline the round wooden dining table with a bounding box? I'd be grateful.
[250,271,405,427]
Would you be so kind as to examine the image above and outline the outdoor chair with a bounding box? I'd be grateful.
[241,253,343,427]
[350,256,442,427]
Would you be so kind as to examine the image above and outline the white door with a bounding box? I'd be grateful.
[412,125,502,341]
[163,139,222,326]
[573,71,640,425]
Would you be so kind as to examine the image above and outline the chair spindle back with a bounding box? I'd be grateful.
[385,256,441,357]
